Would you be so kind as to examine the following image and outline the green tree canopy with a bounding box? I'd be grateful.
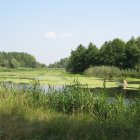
[0,52,43,68]
[66,45,87,73]
[125,37,140,68]
[66,37,140,73]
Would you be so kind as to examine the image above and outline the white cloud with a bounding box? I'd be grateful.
[45,31,57,39]
[45,31,72,39]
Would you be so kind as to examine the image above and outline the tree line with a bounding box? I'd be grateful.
[48,58,69,68]
[66,37,140,73]
[0,52,45,68]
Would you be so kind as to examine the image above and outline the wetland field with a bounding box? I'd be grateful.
[0,67,140,89]
[0,68,140,140]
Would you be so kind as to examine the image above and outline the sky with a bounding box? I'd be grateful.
[0,0,140,64]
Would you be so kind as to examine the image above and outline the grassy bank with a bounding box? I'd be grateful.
[0,68,140,90]
[0,81,140,140]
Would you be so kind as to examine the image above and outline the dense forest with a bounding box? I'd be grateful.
[66,37,140,73]
[0,52,45,68]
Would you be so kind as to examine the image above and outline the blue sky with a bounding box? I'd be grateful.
[0,0,140,64]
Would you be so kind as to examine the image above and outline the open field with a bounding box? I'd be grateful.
[0,68,140,90]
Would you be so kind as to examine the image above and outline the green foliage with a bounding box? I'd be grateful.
[120,69,140,78]
[84,66,122,88]
[47,80,94,113]
[48,58,69,68]
[125,37,140,69]
[85,42,99,67]
[66,45,88,73]
[0,80,140,139]
[2,60,10,67]
[66,44,98,73]
[10,58,20,68]
[98,39,126,68]
[84,66,121,79]
[0,52,43,68]
[85,66,140,79]
[26,80,47,108]
[66,37,140,73]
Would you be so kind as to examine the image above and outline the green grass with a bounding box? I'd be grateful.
[0,81,140,140]
[0,68,140,90]
[0,68,139,139]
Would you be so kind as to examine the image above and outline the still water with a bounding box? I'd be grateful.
[1,82,139,100]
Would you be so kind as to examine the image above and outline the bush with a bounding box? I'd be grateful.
[84,66,140,79]
[84,66,121,79]
[121,69,140,78]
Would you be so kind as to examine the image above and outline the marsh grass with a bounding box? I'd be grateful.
[0,80,140,139]
[0,68,140,90]
[47,80,94,113]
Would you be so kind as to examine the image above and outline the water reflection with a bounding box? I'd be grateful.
[0,82,139,100]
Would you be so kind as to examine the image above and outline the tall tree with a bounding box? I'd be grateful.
[66,45,87,73]
[85,42,98,67]
[98,39,126,68]
[125,37,140,68]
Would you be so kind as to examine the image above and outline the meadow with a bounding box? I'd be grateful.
[0,67,140,90]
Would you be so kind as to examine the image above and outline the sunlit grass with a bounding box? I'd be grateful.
[0,68,139,90]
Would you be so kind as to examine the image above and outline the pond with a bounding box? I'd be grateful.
[1,82,140,100]
[90,87,140,99]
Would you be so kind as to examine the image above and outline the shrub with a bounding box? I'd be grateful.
[84,66,121,79]
[84,66,140,79]
[121,69,140,78]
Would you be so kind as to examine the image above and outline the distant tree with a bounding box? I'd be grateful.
[98,39,126,68]
[66,45,87,73]
[85,42,98,67]
[41,64,46,68]
[2,60,10,67]
[48,58,68,68]
[10,58,20,68]
[0,52,42,68]
[98,41,114,66]
[125,37,140,69]
[110,38,126,68]
[0,52,4,66]
[136,36,140,49]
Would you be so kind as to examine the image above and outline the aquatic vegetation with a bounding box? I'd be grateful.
[0,80,140,139]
